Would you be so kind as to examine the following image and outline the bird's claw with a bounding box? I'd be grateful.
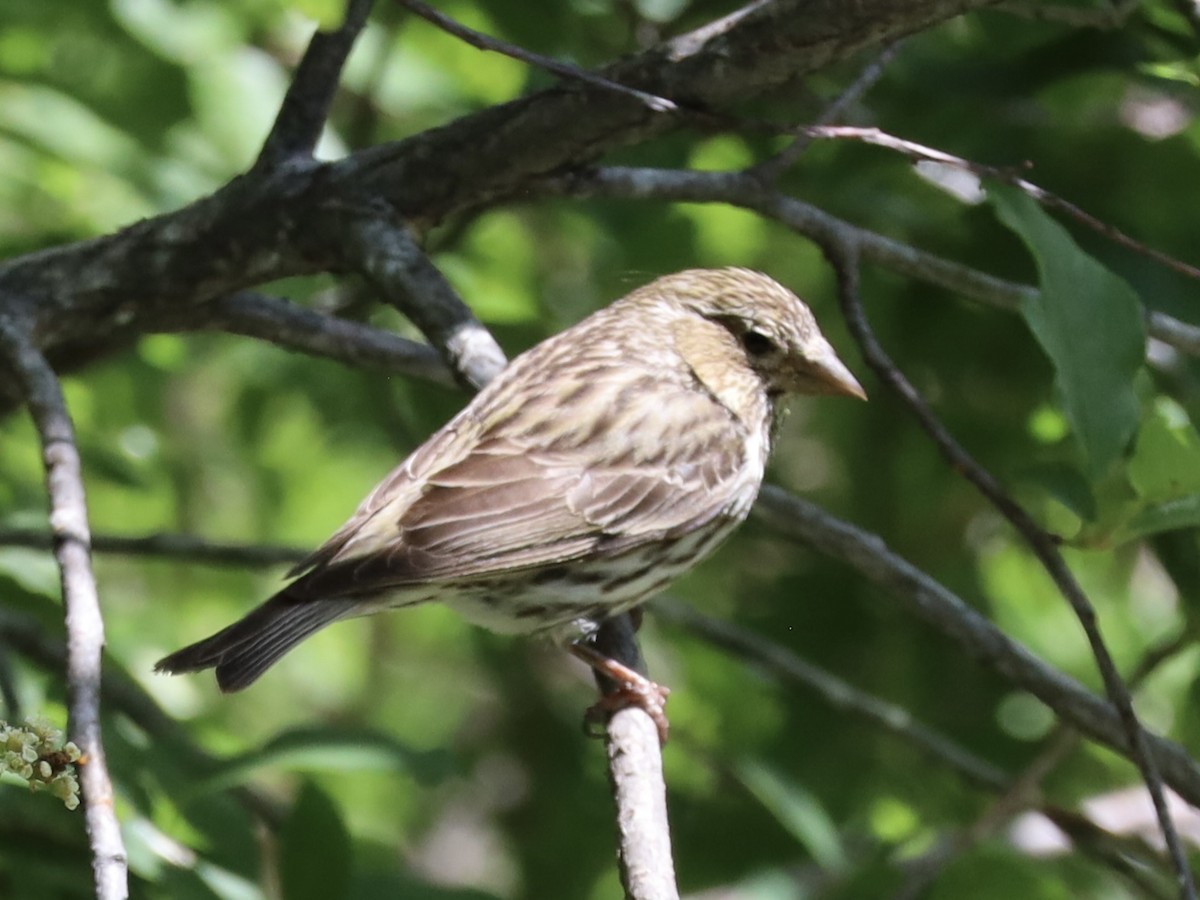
[583,677,671,744]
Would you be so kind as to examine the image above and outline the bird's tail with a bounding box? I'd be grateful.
[154,590,360,692]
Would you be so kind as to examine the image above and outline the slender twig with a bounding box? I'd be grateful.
[0,529,306,568]
[655,599,1009,792]
[753,486,1200,809]
[393,0,677,112]
[0,320,128,900]
[802,125,1200,282]
[0,610,286,829]
[821,245,1196,899]
[331,210,508,389]
[893,625,1200,897]
[545,167,1200,359]
[750,40,906,181]
[255,0,376,170]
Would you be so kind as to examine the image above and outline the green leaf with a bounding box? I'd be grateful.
[1125,494,1200,542]
[280,782,351,900]
[1128,397,1200,501]
[192,726,456,797]
[735,760,846,871]
[991,185,1144,480]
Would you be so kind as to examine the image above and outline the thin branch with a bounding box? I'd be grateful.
[0,529,306,568]
[393,0,678,112]
[154,290,457,388]
[820,246,1196,899]
[330,209,508,389]
[592,614,679,900]
[255,0,376,171]
[750,40,906,181]
[893,625,1200,898]
[892,730,1086,900]
[753,486,1200,809]
[803,125,1200,282]
[655,599,1009,792]
[545,166,1200,358]
[0,610,286,829]
[0,320,128,900]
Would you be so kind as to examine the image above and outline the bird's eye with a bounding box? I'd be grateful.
[741,330,775,357]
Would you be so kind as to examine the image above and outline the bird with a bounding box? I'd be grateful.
[156,268,865,737]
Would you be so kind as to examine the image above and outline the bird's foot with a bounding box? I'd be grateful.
[570,642,670,744]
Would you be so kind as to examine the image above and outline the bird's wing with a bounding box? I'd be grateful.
[288,387,752,596]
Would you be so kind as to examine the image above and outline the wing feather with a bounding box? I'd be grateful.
[288,367,757,595]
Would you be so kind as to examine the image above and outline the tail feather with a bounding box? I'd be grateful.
[155,592,359,692]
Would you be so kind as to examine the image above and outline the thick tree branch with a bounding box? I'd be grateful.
[0,0,1005,411]
[0,320,128,900]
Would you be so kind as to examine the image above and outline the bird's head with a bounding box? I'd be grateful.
[649,268,867,402]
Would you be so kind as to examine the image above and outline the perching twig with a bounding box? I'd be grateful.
[821,246,1196,899]
[393,0,677,112]
[255,0,376,170]
[0,319,128,900]
[592,614,680,900]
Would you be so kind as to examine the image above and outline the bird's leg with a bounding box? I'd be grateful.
[569,639,671,744]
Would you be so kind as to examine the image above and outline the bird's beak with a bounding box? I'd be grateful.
[792,339,867,400]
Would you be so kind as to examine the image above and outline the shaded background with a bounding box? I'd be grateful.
[1,0,1199,897]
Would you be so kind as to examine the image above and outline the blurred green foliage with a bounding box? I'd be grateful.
[2,1,1200,898]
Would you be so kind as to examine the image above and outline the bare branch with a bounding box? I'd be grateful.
[656,599,1009,792]
[255,0,376,170]
[0,528,306,568]
[0,319,128,900]
[804,125,1200,282]
[756,486,1200,801]
[393,0,677,112]
[750,40,906,181]
[0,609,286,829]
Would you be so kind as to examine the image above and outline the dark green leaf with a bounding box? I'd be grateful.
[991,185,1144,481]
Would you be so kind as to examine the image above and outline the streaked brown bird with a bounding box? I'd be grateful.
[156,268,865,735]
